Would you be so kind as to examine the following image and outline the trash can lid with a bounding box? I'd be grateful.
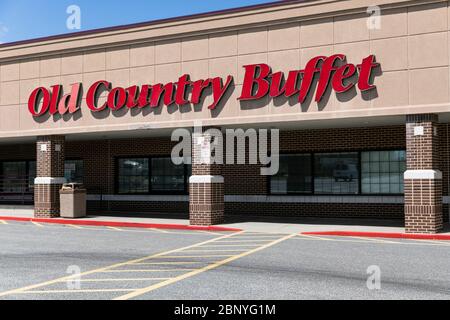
[62,183,85,190]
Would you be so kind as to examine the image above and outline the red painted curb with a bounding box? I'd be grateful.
[302,231,450,241]
[0,216,241,232]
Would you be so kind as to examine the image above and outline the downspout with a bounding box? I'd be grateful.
[447,124,449,222]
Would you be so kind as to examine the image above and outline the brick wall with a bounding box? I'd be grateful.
[2,124,449,222]
[226,203,404,219]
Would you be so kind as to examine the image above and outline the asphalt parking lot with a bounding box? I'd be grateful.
[0,220,449,300]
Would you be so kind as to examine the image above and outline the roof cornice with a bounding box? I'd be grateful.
[0,0,445,61]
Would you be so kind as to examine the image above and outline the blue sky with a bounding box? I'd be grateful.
[0,0,277,44]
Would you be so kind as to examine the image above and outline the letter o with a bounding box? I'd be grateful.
[87,80,111,112]
[107,87,127,110]
[28,87,50,116]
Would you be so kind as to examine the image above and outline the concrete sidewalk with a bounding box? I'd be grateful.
[222,220,407,234]
[1,207,450,236]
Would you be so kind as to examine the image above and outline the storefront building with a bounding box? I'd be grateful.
[0,0,449,233]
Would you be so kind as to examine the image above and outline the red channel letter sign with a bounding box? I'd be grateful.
[28,54,379,117]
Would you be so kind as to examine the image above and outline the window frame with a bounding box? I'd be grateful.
[360,150,406,195]
[64,158,84,184]
[268,152,313,195]
[268,149,405,196]
[0,158,86,193]
[0,159,36,194]
[115,155,189,195]
[313,151,361,195]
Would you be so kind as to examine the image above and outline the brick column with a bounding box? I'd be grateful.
[189,129,224,226]
[34,135,66,218]
[404,114,443,233]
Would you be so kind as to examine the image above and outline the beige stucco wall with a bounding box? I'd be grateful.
[0,0,449,139]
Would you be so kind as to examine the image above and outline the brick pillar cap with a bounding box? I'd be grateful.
[404,170,442,180]
[189,175,224,183]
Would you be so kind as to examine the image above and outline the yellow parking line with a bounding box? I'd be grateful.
[59,278,171,282]
[297,234,335,241]
[348,236,400,244]
[100,269,196,272]
[230,236,283,239]
[67,224,83,229]
[292,234,450,247]
[301,234,401,244]
[291,236,374,244]
[132,262,203,265]
[215,240,273,243]
[200,244,261,247]
[183,249,247,252]
[0,220,217,236]
[426,239,450,245]
[32,222,44,227]
[0,231,243,298]
[150,228,170,233]
[242,232,287,235]
[107,227,122,231]
[196,230,224,236]
[406,239,450,246]
[115,233,296,300]
[22,289,138,294]
[153,255,235,259]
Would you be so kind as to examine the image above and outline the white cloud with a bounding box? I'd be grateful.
[0,22,8,35]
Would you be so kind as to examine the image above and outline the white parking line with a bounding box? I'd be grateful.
[107,227,123,231]
[348,236,400,244]
[32,222,44,227]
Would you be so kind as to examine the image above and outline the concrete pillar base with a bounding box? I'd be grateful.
[189,177,224,226]
[404,178,443,233]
